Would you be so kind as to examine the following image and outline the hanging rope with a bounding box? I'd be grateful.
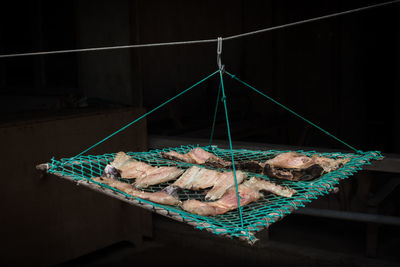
[74,70,219,157]
[224,70,361,153]
[218,69,248,238]
[222,0,400,42]
[209,82,221,146]
[0,0,398,59]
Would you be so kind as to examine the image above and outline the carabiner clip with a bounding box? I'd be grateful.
[217,37,223,71]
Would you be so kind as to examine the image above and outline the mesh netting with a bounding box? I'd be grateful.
[46,145,382,243]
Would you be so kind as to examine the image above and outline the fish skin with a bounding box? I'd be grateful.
[186,148,223,164]
[181,179,261,216]
[92,176,134,192]
[265,152,312,169]
[161,148,230,166]
[190,168,220,190]
[181,199,223,216]
[205,170,248,201]
[107,152,184,186]
[135,167,184,189]
[173,166,203,189]
[119,161,154,179]
[111,151,134,169]
[132,190,181,206]
[110,152,153,179]
[173,166,221,190]
[311,155,350,172]
[92,177,181,205]
[247,177,296,198]
[181,177,296,216]
[173,167,247,201]
[161,150,196,164]
[263,152,351,181]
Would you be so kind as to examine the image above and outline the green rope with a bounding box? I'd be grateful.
[224,70,361,154]
[218,70,248,238]
[209,82,222,146]
[74,70,219,158]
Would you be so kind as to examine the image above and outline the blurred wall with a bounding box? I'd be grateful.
[0,108,149,266]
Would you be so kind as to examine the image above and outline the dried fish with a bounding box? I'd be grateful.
[161,147,230,166]
[109,152,153,179]
[181,177,296,216]
[205,170,247,201]
[172,166,247,200]
[263,152,350,181]
[106,152,184,188]
[92,177,181,206]
[173,166,220,190]
[135,167,184,189]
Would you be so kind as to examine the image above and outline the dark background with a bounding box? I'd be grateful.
[1,0,399,153]
[1,0,399,266]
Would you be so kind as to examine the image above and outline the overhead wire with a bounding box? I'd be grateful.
[223,0,400,41]
[0,0,398,59]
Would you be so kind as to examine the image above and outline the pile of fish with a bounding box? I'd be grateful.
[92,148,349,216]
[162,148,350,181]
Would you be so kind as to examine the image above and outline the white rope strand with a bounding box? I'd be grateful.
[0,38,218,59]
[0,0,398,59]
[224,0,400,41]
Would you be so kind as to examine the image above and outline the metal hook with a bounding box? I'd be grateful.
[217,37,223,71]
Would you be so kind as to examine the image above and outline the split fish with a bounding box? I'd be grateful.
[263,152,350,181]
[103,152,184,188]
[92,176,181,206]
[172,166,247,201]
[161,147,230,166]
[181,177,296,216]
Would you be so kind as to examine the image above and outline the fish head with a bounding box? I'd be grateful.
[161,185,181,199]
[102,164,121,179]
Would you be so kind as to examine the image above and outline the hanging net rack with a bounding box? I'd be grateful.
[30,2,397,244]
[37,66,383,244]
[43,145,381,244]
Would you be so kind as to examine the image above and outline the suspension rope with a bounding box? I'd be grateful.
[224,70,361,154]
[0,38,216,59]
[218,70,248,237]
[209,82,221,146]
[0,0,398,59]
[74,70,219,157]
[223,0,400,41]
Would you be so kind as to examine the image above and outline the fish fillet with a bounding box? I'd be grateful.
[264,152,312,169]
[108,151,154,179]
[173,166,220,190]
[104,152,184,187]
[172,166,247,201]
[92,177,181,205]
[265,152,350,172]
[135,167,184,189]
[182,177,296,216]
[161,147,230,166]
[205,170,247,201]
[263,152,350,181]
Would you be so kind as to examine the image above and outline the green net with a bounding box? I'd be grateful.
[46,145,382,243]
